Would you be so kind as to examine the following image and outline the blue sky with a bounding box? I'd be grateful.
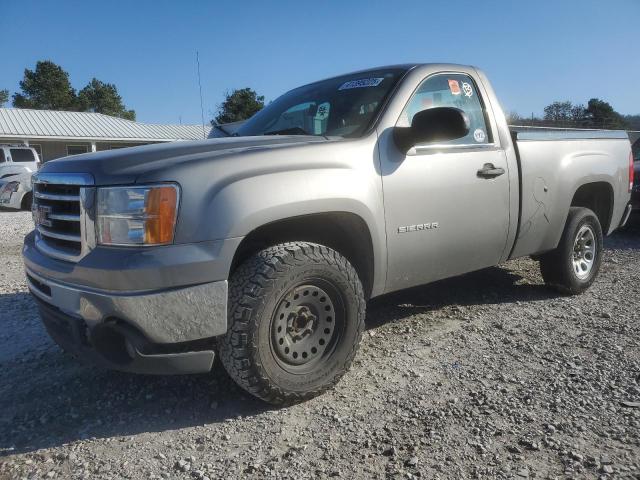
[2,0,639,125]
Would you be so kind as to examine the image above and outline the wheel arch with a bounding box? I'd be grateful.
[21,191,33,211]
[229,212,376,299]
[570,181,614,234]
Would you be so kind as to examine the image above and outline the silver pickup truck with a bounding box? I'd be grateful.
[23,64,633,404]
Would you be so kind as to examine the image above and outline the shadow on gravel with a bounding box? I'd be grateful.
[365,264,556,330]
[0,358,271,456]
[606,214,640,250]
[0,291,271,455]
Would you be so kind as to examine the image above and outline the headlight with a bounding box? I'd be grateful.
[96,184,179,246]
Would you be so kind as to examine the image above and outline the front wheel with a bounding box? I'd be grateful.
[539,207,603,294]
[219,242,366,405]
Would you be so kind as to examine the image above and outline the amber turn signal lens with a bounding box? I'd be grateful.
[144,186,178,244]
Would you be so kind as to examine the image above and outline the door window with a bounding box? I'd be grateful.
[399,73,491,145]
[0,150,5,163]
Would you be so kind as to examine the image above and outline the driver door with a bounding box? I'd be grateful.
[379,73,510,292]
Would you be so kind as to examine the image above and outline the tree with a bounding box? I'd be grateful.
[77,78,135,120]
[12,60,78,110]
[214,88,264,124]
[570,104,587,122]
[542,100,588,126]
[0,89,8,107]
[584,98,628,129]
[543,101,578,122]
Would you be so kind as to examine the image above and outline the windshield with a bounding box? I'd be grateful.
[236,68,408,138]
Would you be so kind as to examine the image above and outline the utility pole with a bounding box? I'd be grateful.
[197,51,206,139]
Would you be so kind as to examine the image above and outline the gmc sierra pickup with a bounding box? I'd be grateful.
[23,64,633,404]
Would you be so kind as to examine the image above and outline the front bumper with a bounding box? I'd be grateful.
[26,269,227,374]
[36,297,217,375]
[26,266,228,343]
[23,229,236,374]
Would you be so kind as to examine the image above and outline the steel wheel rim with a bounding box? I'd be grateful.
[572,225,596,279]
[270,279,345,374]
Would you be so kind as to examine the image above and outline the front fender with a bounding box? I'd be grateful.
[164,137,387,296]
[200,168,386,296]
[207,168,379,237]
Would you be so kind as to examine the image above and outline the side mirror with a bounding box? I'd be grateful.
[394,107,470,153]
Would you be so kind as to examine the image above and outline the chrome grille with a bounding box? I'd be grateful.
[32,173,95,262]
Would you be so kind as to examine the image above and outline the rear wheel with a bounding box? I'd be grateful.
[539,207,603,294]
[219,242,366,405]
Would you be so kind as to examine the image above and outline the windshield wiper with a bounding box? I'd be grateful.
[264,127,311,136]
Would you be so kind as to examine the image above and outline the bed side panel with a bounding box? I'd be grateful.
[509,138,630,259]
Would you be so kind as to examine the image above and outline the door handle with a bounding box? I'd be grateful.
[477,163,505,178]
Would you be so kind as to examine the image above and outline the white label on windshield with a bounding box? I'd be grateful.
[338,78,384,90]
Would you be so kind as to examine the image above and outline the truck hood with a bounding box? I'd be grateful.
[39,135,335,185]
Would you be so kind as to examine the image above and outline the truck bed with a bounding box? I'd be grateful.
[507,126,631,259]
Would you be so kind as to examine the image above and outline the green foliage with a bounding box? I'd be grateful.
[0,89,8,107]
[11,60,135,119]
[584,98,627,129]
[539,98,629,129]
[12,60,78,110]
[214,88,264,125]
[77,78,135,120]
[543,101,586,123]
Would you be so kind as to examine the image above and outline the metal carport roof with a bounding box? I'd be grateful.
[0,108,212,141]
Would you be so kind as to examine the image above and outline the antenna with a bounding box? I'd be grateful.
[196,51,206,139]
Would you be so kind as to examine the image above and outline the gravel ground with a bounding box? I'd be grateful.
[0,210,638,480]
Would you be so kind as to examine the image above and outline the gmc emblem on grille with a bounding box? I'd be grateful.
[34,205,53,228]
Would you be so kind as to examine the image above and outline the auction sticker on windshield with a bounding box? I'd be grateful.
[339,78,384,90]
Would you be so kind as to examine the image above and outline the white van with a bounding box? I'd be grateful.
[0,145,40,210]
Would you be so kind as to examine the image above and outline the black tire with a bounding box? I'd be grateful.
[21,192,33,211]
[539,207,603,295]
[219,242,366,405]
